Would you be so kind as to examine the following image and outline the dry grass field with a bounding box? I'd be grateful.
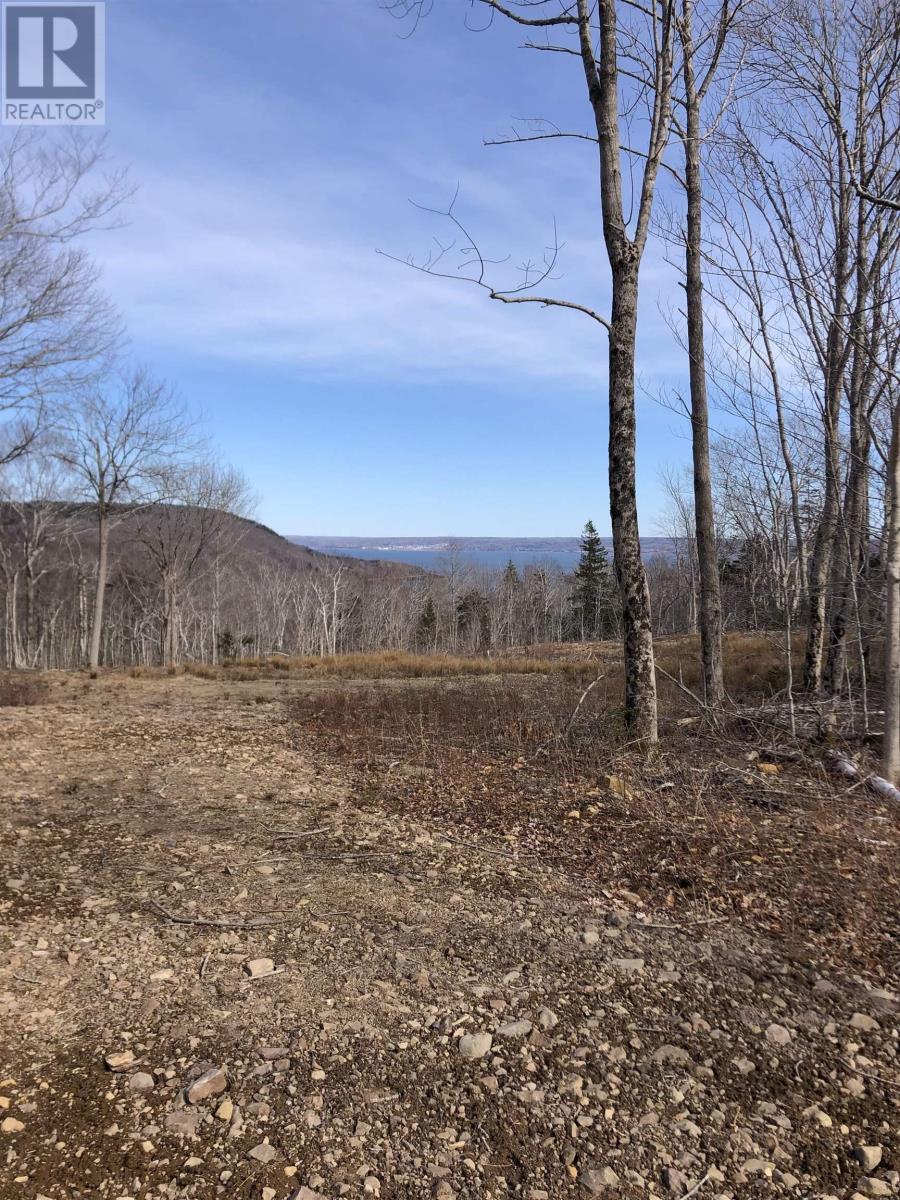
[1,643,898,1200]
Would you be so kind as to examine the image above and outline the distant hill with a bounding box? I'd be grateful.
[0,503,421,580]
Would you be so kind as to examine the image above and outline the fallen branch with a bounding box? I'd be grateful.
[564,671,607,738]
[825,753,900,808]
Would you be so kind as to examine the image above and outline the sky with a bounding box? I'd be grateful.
[86,0,693,536]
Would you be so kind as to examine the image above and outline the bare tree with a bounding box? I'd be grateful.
[132,461,255,666]
[383,0,678,740]
[671,0,746,704]
[56,369,189,672]
[0,131,128,468]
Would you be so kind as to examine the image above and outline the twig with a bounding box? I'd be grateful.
[148,899,288,929]
[655,666,710,712]
[681,1173,712,1200]
[272,827,330,839]
[440,832,523,859]
[564,671,607,738]
[199,952,210,980]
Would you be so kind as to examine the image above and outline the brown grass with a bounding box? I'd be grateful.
[111,632,800,690]
[0,672,49,706]
[288,657,899,978]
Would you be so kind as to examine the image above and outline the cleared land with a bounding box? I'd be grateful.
[1,657,898,1200]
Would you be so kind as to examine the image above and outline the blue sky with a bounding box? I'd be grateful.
[90,0,693,536]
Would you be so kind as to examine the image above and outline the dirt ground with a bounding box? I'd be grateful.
[1,673,899,1200]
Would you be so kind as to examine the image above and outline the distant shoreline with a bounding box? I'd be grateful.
[287,535,678,570]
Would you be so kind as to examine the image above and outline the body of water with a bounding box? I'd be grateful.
[289,537,677,573]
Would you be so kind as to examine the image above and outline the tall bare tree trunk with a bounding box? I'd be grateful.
[578,0,671,741]
[609,261,658,740]
[88,511,109,673]
[681,4,724,705]
[882,402,900,783]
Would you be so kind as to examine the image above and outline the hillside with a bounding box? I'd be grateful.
[0,502,420,579]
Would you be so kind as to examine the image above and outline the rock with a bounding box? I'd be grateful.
[497,1019,533,1038]
[458,1032,493,1059]
[215,1098,234,1122]
[802,1104,832,1128]
[245,957,275,979]
[537,1007,558,1030]
[613,957,645,975]
[765,1023,792,1046]
[1,1117,24,1133]
[662,1166,690,1194]
[849,1012,880,1032]
[288,1190,328,1200]
[262,1190,277,1200]
[127,1072,155,1092]
[364,1177,381,1196]
[579,1165,620,1193]
[854,1148,883,1172]
[856,1180,891,1198]
[184,1156,203,1170]
[165,1110,199,1138]
[150,968,174,981]
[652,1044,692,1065]
[247,1141,278,1164]
[186,1066,227,1104]
[259,1045,290,1061]
[741,1159,775,1178]
[104,1049,136,1071]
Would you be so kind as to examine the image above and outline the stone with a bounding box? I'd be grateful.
[582,930,600,946]
[855,1180,891,1198]
[288,1190,328,1200]
[497,1019,533,1038]
[458,1032,493,1059]
[245,957,275,979]
[662,1166,690,1194]
[613,957,645,975]
[215,1098,234,1122]
[652,1044,692,1065]
[537,1007,558,1031]
[849,1012,880,1032]
[1,1117,24,1133]
[165,1110,199,1138]
[259,1045,290,1061]
[186,1066,227,1104]
[854,1148,883,1173]
[248,1141,278,1164]
[127,1072,154,1092]
[579,1165,620,1193]
[104,1049,136,1071]
[364,1177,381,1196]
[765,1023,792,1046]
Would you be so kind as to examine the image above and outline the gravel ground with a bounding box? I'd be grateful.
[1,674,898,1200]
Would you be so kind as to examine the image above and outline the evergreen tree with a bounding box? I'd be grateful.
[572,520,613,639]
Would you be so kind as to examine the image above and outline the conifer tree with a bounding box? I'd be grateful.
[572,520,612,639]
